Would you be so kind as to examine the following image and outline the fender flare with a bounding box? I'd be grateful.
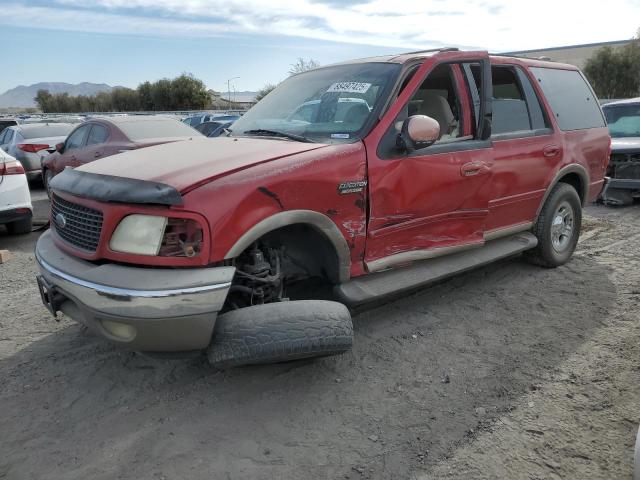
[536,164,590,220]
[224,210,352,283]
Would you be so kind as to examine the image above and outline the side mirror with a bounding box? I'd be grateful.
[55,142,64,153]
[396,115,440,152]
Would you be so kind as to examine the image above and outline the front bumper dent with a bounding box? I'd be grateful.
[35,230,235,351]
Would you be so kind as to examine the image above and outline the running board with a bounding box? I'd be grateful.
[335,232,537,306]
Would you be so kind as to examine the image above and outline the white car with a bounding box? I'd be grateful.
[0,123,75,182]
[0,150,32,234]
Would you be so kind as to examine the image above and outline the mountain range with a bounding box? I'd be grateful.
[0,82,117,108]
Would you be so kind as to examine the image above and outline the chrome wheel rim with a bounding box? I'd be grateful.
[551,201,574,253]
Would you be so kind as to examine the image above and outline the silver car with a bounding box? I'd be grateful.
[0,123,75,182]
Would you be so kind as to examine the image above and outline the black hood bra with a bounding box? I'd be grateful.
[49,168,183,206]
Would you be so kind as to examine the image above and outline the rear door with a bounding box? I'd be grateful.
[0,128,14,152]
[478,62,559,233]
[364,53,494,272]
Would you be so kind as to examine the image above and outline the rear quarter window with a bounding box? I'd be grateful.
[529,67,605,131]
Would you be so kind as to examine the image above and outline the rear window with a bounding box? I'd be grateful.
[0,120,17,132]
[21,124,75,139]
[529,67,605,131]
[118,119,199,141]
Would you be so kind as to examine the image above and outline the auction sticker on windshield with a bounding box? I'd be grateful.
[327,82,371,94]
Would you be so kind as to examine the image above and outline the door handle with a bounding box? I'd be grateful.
[543,145,560,157]
[461,161,491,177]
[69,155,76,161]
[94,151,102,158]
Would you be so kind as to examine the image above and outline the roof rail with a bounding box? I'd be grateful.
[403,47,460,55]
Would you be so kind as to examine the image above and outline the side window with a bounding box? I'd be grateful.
[0,130,7,145]
[491,67,531,135]
[515,68,549,131]
[530,67,605,131]
[86,124,109,146]
[65,125,90,151]
[490,66,551,136]
[395,64,463,141]
[4,129,14,145]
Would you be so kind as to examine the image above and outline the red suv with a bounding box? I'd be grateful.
[35,49,610,367]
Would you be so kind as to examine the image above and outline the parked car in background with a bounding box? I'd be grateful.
[0,150,32,234]
[183,113,240,127]
[36,49,609,367]
[42,116,203,195]
[0,117,18,135]
[601,98,640,206]
[195,120,233,137]
[0,123,75,182]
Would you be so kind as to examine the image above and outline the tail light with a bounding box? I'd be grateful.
[1,159,25,175]
[159,219,204,257]
[18,143,50,153]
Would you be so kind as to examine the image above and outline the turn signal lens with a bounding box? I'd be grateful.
[18,143,50,153]
[2,160,25,175]
[158,218,203,257]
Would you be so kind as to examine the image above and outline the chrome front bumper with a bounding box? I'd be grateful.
[35,230,235,351]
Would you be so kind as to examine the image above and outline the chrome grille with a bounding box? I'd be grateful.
[51,195,103,252]
[611,152,640,164]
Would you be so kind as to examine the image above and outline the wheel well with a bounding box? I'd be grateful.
[557,172,585,204]
[250,224,341,285]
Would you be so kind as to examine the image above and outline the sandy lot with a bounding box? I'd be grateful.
[0,196,638,480]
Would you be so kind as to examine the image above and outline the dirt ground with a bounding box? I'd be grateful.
[1,193,639,480]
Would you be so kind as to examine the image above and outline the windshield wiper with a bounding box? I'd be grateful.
[243,129,315,143]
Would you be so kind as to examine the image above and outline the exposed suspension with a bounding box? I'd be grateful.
[227,244,284,309]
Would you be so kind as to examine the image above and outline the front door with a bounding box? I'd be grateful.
[59,123,91,170]
[364,53,494,272]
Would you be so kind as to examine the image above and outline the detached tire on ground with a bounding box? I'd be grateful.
[207,300,354,368]
[525,182,582,268]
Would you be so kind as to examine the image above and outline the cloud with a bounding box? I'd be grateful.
[2,0,640,51]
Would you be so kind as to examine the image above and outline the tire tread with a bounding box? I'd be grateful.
[207,300,353,368]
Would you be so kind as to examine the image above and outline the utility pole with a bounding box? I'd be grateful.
[226,76,239,111]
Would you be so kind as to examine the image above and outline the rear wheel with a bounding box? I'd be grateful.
[6,216,32,235]
[525,183,581,268]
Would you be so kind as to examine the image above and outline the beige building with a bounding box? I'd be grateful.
[504,40,632,69]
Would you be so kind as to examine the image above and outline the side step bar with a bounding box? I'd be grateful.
[335,232,537,307]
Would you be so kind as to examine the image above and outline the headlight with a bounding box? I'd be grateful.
[110,215,204,257]
[110,214,167,256]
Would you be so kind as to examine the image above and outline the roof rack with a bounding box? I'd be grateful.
[403,47,460,55]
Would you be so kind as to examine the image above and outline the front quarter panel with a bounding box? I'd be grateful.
[183,142,368,278]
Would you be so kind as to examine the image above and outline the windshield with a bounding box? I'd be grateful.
[230,62,401,143]
[604,104,640,138]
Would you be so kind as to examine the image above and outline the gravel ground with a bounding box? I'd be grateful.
[0,193,638,480]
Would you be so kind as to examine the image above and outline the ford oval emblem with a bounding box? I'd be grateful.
[54,213,67,229]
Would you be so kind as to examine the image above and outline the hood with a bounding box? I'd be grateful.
[611,137,640,154]
[79,136,327,192]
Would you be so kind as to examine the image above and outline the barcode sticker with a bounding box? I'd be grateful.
[327,82,371,94]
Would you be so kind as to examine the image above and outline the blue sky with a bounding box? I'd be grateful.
[1,0,639,94]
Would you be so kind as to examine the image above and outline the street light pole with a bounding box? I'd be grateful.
[226,76,239,111]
